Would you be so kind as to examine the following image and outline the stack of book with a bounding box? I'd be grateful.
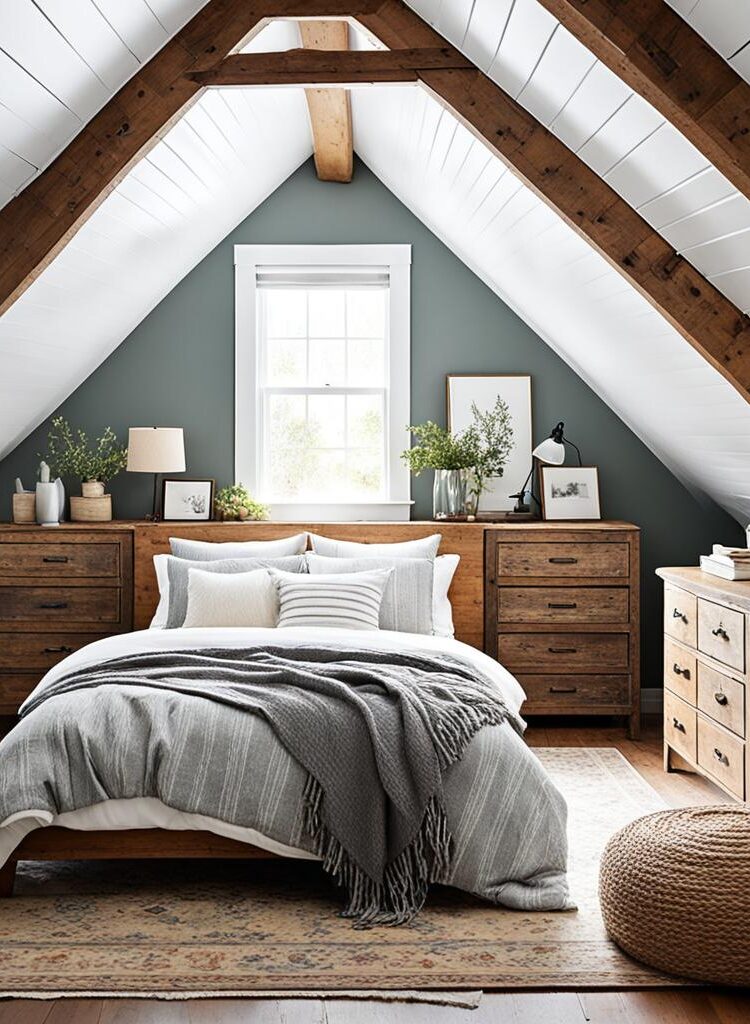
[700,545,750,581]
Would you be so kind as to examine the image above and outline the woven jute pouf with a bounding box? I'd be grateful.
[599,805,750,985]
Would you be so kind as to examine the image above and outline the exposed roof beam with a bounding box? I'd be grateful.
[0,0,384,319]
[300,21,352,183]
[355,1,750,402]
[535,0,750,201]
[186,46,472,85]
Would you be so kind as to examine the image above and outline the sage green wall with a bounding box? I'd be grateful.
[0,158,742,688]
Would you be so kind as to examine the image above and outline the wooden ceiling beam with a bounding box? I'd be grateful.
[356,1,750,401]
[534,0,750,200]
[186,46,472,85]
[300,21,352,183]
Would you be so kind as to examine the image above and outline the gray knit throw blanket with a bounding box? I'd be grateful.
[22,645,522,926]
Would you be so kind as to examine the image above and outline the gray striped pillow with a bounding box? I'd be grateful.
[270,568,393,631]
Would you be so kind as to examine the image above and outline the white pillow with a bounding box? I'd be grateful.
[150,553,170,628]
[183,567,278,628]
[433,554,460,638]
[271,567,393,631]
[170,533,307,560]
[309,533,441,560]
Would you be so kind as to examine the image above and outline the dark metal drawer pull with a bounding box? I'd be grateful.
[549,602,577,609]
[39,602,67,609]
[44,645,73,654]
[672,717,686,733]
[549,557,578,564]
[714,692,729,706]
[42,555,68,563]
[673,663,690,679]
[712,625,729,640]
[549,647,577,654]
[673,608,687,623]
[714,748,729,766]
[549,686,577,694]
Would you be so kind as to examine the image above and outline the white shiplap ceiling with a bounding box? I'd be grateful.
[1,2,750,523]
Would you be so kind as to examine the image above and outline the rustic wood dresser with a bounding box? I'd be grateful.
[658,566,750,802]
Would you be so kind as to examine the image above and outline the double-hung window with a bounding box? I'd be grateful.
[235,245,412,520]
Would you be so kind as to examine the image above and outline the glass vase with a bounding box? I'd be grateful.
[433,469,467,519]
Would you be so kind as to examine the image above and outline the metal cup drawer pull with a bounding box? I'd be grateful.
[44,645,73,654]
[549,646,577,654]
[714,691,729,706]
[42,555,69,563]
[672,663,690,679]
[711,624,730,641]
[548,602,577,609]
[672,717,686,733]
[549,557,578,564]
[39,601,68,609]
[673,607,688,623]
[714,748,730,767]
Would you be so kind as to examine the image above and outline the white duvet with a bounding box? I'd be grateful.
[4,627,526,861]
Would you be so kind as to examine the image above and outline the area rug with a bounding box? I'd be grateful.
[0,747,681,994]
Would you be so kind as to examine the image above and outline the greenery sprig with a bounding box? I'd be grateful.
[42,417,128,484]
[214,483,268,521]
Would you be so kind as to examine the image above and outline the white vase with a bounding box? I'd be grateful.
[36,482,61,526]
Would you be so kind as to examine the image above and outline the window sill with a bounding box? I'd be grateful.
[264,501,414,523]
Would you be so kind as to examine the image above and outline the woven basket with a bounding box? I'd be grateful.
[12,492,36,523]
[70,494,112,522]
[599,806,750,985]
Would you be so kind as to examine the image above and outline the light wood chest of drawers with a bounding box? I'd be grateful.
[485,522,641,738]
[657,567,750,802]
[0,528,133,714]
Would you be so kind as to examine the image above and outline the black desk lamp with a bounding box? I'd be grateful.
[511,421,582,514]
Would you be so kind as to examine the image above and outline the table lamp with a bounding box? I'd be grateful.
[126,427,186,520]
[511,421,582,515]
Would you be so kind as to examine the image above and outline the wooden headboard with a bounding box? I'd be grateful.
[133,521,486,649]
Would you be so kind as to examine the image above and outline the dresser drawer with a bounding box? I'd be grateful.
[0,587,120,625]
[519,674,630,709]
[697,661,745,738]
[0,542,120,578]
[664,690,697,762]
[663,637,697,704]
[495,542,629,579]
[0,632,104,671]
[664,585,698,647]
[497,587,629,624]
[0,673,38,713]
[497,632,629,671]
[697,716,745,800]
[697,598,745,673]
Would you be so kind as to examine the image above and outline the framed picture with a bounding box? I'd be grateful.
[161,478,215,521]
[540,466,601,521]
[446,374,532,512]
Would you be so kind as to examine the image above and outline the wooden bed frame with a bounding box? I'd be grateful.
[0,521,487,895]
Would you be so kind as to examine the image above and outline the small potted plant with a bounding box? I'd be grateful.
[402,397,514,519]
[214,483,269,522]
[42,417,128,521]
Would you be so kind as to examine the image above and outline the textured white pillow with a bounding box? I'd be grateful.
[309,533,441,560]
[182,567,279,628]
[433,554,460,638]
[150,553,170,629]
[170,533,307,560]
[271,567,393,631]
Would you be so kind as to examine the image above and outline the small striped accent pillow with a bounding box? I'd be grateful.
[270,568,393,631]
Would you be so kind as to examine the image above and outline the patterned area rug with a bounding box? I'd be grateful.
[0,747,679,994]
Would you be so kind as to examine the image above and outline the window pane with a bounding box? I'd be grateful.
[347,449,383,497]
[347,290,386,338]
[265,338,306,385]
[347,394,383,448]
[309,338,346,386]
[309,290,345,337]
[308,394,346,448]
[267,394,319,498]
[347,337,384,386]
[264,289,306,337]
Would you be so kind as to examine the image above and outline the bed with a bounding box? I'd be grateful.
[0,535,572,924]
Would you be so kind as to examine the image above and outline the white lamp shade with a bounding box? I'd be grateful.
[127,427,186,473]
[532,436,566,465]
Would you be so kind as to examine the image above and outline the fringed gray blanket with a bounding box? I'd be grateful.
[1,639,572,923]
[20,646,524,926]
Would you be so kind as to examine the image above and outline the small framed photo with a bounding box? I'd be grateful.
[161,478,214,521]
[540,466,601,521]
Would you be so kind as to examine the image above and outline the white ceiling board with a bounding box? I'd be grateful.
[460,0,514,72]
[708,267,750,313]
[86,0,169,64]
[35,0,141,90]
[687,0,750,58]
[516,25,596,126]
[141,0,208,36]
[576,95,663,177]
[683,229,750,278]
[604,124,709,211]
[0,144,35,192]
[661,194,750,252]
[639,167,736,229]
[488,0,558,98]
[550,60,630,152]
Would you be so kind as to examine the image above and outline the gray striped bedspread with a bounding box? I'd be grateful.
[0,627,572,914]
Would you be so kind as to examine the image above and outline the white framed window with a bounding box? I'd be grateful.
[235,244,412,521]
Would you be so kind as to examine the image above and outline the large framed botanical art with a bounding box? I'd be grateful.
[446,374,532,513]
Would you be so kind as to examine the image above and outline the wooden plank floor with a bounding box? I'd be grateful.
[1,717,748,1024]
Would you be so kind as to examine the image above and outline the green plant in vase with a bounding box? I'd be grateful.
[214,483,269,521]
[42,417,128,494]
